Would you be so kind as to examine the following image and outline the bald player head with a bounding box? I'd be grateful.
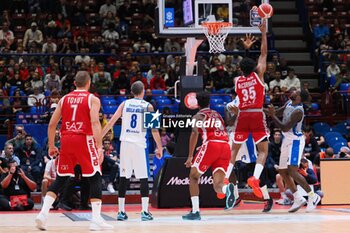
[131,81,145,98]
[74,71,91,89]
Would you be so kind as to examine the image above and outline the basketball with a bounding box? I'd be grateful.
[258,3,274,19]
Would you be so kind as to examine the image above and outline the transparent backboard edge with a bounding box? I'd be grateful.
[156,0,269,37]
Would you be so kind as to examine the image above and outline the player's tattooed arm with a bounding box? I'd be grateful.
[268,106,302,132]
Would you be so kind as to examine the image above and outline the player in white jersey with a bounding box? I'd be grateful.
[268,90,321,213]
[102,81,163,221]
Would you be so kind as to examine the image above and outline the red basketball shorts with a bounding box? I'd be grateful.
[233,111,269,144]
[57,134,101,177]
[192,141,231,174]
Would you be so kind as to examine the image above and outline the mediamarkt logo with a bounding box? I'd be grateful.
[166,176,213,185]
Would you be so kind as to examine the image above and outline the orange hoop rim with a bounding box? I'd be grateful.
[201,22,232,35]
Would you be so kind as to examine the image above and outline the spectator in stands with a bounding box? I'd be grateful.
[99,0,116,18]
[0,160,36,211]
[334,63,350,89]
[136,46,152,72]
[111,69,130,95]
[102,11,115,30]
[0,88,10,116]
[146,64,157,84]
[0,156,8,175]
[338,146,350,158]
[27,87,45,107]
[211,65,231,92]
[0,22,14,50]
[31,71,44,91]
[41,157,57,199]
[94,71,112,95]
[326,59,340,78]
[130,70,148,88]
[60,69,75,95]
[74,47,91,65]
[23,22,43,49]
[56,13,72,38]
[1,143,20,165]
[313,17,330,42]
[303,126,321,163]
[164,39,181,53]
[44,69,61,92]
[284,68,301,91]
[269,70,287,92]
[270,86,287,107]
[10,89,27,116]
[144,88,157,109]
[17,135,43,186]
[150,70,166,91]
[101,139,118,194]
[92,62,111,83]
[57,37,73,54]
[57,0,73,19]
[42,36,57,53]
[102,23,119,46]
[265,129,282,187]
[277,58,290,79]
[117,0,132,25]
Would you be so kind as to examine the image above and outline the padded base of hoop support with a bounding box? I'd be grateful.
[185,38,204,75]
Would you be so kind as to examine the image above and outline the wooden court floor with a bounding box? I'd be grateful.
[1,203,350,233]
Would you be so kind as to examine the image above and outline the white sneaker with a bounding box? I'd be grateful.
[276,198,292,205]
[306,193,321,213]
[107,183,116,194]
[288,197,307,213]
[35,213,47,231]
[90,218,114,231]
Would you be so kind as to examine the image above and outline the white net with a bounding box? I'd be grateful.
[202,22,232,54]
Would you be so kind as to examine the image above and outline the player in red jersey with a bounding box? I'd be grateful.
[182,91,236,220]
[35,71,113,231]
[226,20,269,199]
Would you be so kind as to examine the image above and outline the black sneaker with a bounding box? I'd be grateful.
[182,211,201,220]
[79,204,92,210]
[224,183,236,210]
[262,198,273,212]
[141,211,154,221]
[234,197,242,207]
[58,202,72,211]
[117,211,128,221]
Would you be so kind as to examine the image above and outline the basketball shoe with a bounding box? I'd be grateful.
[35,213,47,231]
[90,217,114,231]
[306,193,321,212]
[216,178,229,199]
[117,211,128,221]
[262,198,273,212]
[182,211,201,220]
[141,211,154,221]
[288,197,307,213]
[224,183,236,210]
[247,176,263,198]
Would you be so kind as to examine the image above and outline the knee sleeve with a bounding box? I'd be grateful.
[88,173,102,199]
[48,175,70,195]
[118,177,128,198]
[140,178,149,197]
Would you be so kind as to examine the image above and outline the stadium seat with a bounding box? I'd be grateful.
[328,137,348,148]
[324,132,343,142]
[211,104,225,117]
[210,98,224,105]
[340,83,350,97]
[104,105,118,114]
[156,98,171,105]
[222,95,232,103]
[334,121,349,135]
[152,90,165,95]
[333,142,348,154]
[313,122,331,135]
[101,99,117,106]
[115,96,127,104]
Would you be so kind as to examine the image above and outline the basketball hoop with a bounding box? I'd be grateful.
[201,22,232,54]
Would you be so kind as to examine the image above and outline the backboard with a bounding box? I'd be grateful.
[156,0,269,37]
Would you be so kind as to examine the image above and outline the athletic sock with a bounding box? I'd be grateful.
[91,200,102,221]
[225,163,234,179]
[281,192,287,199]
[141,197,149,212]
[40,195,55,216]
[260,185,270,200]
[221,185,227,194]
[234,183,239,198]
[191,196,199,213]
[308,191,315,198]
[253,164,264,179]
[118,197,125,212]
[293,191,302,200]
